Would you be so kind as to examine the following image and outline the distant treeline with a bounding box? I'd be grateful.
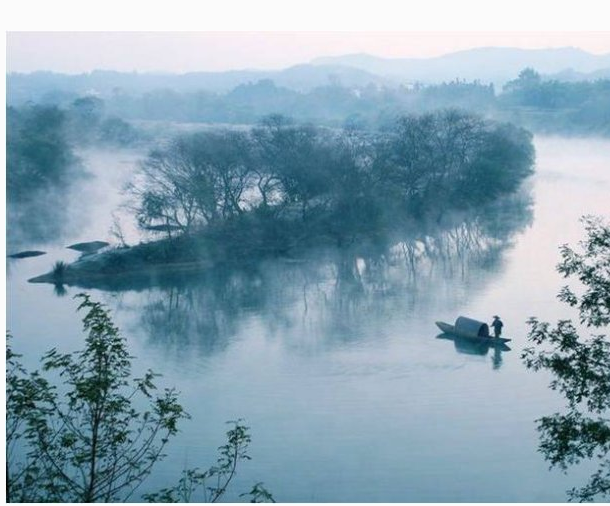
[6,101,145,245]
[9,68,610,136]
[7,105,79,244]
[129,111,534,257]
[497,69,610,135]
[7,105,75,204]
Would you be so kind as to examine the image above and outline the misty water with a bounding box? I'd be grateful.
[7,137,610,502]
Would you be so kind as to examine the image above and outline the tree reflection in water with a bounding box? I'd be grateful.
[104,189,533,361]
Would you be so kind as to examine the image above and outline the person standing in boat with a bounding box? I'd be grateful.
[491,316,504,338]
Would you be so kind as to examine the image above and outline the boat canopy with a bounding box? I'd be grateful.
[455,316,489,338]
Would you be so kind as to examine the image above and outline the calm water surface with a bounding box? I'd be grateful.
[7,137,610,502]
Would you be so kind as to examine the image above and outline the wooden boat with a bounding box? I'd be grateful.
[436,316,511,345]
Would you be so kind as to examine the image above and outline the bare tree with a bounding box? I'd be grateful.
[130,131,256,237]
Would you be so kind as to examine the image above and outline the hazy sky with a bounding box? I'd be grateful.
[7,32,610,74]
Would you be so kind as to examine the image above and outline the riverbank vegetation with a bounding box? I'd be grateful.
[9,68,608,136]
[7,104,81,244]
[522,216,610,501]
[6,294,273,503]
[132,110,533,251]
[65,95,146,147]
[498,69,610,136]
[149,112,530,228]
[37,110,534,282]
[7,99,147,247]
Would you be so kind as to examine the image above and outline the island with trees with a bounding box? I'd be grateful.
[28,110,535,287]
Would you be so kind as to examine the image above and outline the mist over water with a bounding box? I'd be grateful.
[6,136,610,501]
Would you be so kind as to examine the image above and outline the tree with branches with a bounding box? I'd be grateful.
[7,294,187,502]
[522,216,610,502]
[6,295,273,503]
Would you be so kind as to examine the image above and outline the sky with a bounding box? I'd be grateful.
[6,31,610,74]
[5,0,610,73]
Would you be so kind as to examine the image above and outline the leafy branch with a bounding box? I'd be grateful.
[522,216,610,502]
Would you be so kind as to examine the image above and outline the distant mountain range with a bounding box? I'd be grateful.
[7,47,610,104]
[311,47,610,85]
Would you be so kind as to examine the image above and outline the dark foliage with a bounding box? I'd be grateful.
[8,68,610,135]
[522,216,610,501]
[500,68,610,135]
[143,420,274,503]
[6,104,81,245]
[6,295,273,503]
[130,111,534,256]
[6,295,188,502]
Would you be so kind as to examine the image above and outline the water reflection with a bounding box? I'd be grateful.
[436,334,510,370]
[10,137,608,503]
[138,269,263,356]
[53,283,68,297]
[82,190,534,360]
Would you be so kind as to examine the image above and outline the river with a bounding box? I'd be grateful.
[6,137,610,502]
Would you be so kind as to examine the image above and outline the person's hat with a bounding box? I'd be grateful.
[493,315,500,318]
